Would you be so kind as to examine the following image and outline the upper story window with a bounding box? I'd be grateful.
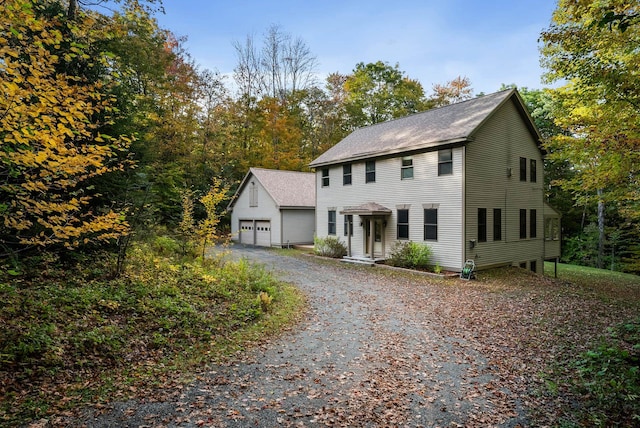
[520,157,527,181]
[401,157,413,180]
[478,208,487,242]
[520,209,527,239]
[438,149,452,176]
[397,209,409,240]
[321,168,329,187]
[249,182,258,207]
[365,160,376,183]
[530,159,537,183]
[343,164,352,185]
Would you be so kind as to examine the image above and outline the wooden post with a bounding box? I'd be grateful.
[347,216,352,257]
[369,218,374,259]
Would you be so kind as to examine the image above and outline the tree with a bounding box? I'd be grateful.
[541,0,640,269]
[233,25,317,102]
[429,76,473,107]
[540,0,640,218]
[343,61,427,129]
[0,0,132,255]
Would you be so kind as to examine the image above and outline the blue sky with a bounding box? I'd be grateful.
[150,0,559,95]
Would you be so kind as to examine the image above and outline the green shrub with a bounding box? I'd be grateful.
[387,241,432,269]
[153,235,181,256]
[314,236,347,258]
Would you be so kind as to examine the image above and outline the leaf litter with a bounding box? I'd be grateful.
[60,247,638,427]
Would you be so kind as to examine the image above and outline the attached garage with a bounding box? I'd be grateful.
[238,220,271,246]
[239,221,254,245]
[255,221,271,246]
[228,168,315,248]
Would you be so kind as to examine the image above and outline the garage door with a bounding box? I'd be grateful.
[239,221,253,245]
[255,221,271,247]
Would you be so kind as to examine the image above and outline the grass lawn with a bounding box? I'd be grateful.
[544,261,640,306]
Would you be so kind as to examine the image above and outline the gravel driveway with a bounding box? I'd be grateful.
[77,245,529,427]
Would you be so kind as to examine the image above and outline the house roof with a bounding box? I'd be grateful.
[309,89,541,168]
[227,167,316,211]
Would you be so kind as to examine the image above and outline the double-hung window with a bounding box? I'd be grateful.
[438,149,452,176]
[397,209,409,239]
[478,208,487,242]
[328,210,336,235]
[520,209,527,239]
[343,164,352,185]
[321,168,329,187]
[493,208,502,241]
[424,208,438,241]
[530,209,537,238]
[520,157,527,181]
[365,160,376,183]
[401,157,413,179]
[530,159,537,183]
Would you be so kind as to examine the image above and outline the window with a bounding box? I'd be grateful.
[520,209,527,239]
[520,157,527,181]
[321,168,329,187]
[397,209,409,239]
[401,157,413,180]
[424,208,438,241]
[438,149,453,176]
[344,215,353,236]
[545,218,560,240]
[249,183,258,207]
[530,260,537,273]
[343,164,352,185]
[519,262,527,269]
[530,159,537,183]
[493,208,502,241]
[328,210,336,235]
[530,209,537,238]
[478,208,487,242]
[365,160,376,183]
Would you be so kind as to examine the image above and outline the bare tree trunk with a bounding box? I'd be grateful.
[597,188,605,269]
[67,0,78,19]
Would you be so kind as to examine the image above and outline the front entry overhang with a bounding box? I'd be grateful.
[340,202,391,259]
[340,202,392,217]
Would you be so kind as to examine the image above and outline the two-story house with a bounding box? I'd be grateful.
[309,89,561,273]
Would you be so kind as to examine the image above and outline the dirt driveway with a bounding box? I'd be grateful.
[78,246,532,427]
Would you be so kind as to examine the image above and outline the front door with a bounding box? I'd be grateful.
[364,218,384,258]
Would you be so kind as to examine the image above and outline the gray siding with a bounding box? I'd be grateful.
[315,148,464,271]
[230,178,280,246]
[281,209,315,246]
[464,99,545,273]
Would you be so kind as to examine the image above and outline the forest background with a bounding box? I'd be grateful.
[1,0,639,273]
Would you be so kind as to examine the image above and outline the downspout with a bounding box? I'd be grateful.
[280,208,283,248]
[461,145,466,266]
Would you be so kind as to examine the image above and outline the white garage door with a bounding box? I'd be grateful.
[255,221,271,247]
[239,221,254,245]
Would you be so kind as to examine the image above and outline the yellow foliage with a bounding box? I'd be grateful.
[0,0,133,250]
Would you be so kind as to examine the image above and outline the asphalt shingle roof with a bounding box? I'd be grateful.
[309,89,520,168]
[229,168,315,210]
